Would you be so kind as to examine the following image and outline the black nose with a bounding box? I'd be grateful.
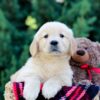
[77,50,85,56]
[50,41,58,46]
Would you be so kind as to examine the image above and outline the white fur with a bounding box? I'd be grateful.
[11,22,76,100]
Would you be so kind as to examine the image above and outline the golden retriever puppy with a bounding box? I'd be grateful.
[11,22,76,100]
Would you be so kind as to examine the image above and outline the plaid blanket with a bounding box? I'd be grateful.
[12,81,99,100]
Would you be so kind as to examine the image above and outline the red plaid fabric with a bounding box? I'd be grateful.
[12,82,99,100]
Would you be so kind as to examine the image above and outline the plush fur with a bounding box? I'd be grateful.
[10,22,76,100]
[70,38,100,85]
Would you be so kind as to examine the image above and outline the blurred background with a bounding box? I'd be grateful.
[0,0,100,99]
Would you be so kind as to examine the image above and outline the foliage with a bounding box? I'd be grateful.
[0,0,100,99]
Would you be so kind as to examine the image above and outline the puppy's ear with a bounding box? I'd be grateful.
[30,38,39,57]
[69,38,77,56]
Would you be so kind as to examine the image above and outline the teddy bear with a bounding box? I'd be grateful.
[70,38,100,85]
[4,38,100,100]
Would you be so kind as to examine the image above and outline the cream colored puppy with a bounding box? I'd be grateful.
[11,22,76,100]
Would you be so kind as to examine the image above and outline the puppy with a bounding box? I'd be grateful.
[11,22,76,100]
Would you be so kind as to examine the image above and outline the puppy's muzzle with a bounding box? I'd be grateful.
[50,40,59,52]
[50,40,58,46]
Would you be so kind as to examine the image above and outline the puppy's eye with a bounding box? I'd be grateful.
[44,34,48,38]
[60,34,64,38]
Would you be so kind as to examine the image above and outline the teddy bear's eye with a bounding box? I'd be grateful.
[44,34,48,38]
[60,34,64,38]
[84,47,88,50]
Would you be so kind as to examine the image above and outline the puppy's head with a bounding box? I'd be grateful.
[30,22,77,57]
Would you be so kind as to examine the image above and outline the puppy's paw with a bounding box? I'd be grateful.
[42,80,61,99]
[65,79,73,86]
[23,82,40,100]
[67,82,72,86]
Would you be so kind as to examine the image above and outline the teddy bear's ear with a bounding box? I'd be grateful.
[30,38,39,57]
[69,38,77,56]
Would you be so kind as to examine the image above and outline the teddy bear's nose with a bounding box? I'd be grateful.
[77,50,85,56]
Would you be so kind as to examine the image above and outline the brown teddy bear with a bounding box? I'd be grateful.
[4,38,100,100]
[70,38,100,85]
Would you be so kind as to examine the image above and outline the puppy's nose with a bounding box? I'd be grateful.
[50,41,58,46]
[77,50,85,56]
